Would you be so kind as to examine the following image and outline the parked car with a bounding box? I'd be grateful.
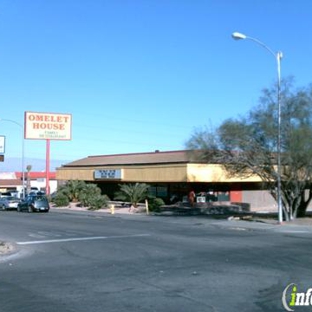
[20,187,46,197]
[17,194,50,213]
[0,192,13,198]
[0,196,21,210]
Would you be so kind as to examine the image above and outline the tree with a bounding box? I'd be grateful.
[114,183,150,207]
[186,79,312,220]
[26,164,32,194]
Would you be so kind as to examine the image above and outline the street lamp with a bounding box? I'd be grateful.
[232,31,283,223]
[0,118,26,199]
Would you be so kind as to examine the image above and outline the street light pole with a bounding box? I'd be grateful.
[0,118,26,199]
[232,31,283,223]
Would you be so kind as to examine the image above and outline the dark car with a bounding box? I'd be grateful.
[0,191,13,197]
[0,196,21,210]
[17,194,50,213]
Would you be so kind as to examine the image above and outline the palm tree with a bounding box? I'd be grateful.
[59,180,86,202]
[114,183,150,208]
[26,165,32,194]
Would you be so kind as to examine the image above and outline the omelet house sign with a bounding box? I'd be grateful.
[24,112,72,140]
[24,111,72,195]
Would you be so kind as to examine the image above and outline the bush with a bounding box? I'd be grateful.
[53,181,110,210]
[53,193,70,207]
[78,184,109,210]
[148,197,165,212]
[87,194,109,210]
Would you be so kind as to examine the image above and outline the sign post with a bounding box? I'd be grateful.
[46,139,50,195]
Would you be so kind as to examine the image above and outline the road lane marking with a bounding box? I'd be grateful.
[277,230,310,234]
[17,233,150,245]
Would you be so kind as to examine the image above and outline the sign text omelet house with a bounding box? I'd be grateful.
[24,111,72,194]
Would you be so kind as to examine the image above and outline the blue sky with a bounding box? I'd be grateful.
[0,0,312,170]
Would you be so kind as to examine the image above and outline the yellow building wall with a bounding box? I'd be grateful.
[56,163,262,183]
[56,164,188,182]
[122,164,187,182]
[186,164,262,182]
[56,168,94,181]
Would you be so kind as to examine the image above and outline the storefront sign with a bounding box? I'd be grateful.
[94,169,122,180]
[24,112,72,140]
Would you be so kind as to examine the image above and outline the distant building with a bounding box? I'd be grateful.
[0,172,22,197]
[56,150,277,212]
[0,172,57,197]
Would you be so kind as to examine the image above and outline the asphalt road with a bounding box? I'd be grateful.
[1,209,312,312]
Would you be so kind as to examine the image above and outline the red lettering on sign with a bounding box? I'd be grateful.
[31,123,67,130]
[28,114,70,124]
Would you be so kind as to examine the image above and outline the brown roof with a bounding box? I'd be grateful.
[0,179,22,187]
[61,150,201,168]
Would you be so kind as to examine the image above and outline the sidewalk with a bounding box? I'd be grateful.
[51,205,140,215]
[51,204,312,232]
[216,217,312,234]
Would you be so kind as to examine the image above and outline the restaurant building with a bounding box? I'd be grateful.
[56,150,277,211]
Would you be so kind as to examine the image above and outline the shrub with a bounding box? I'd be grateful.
[53,181,109,210]
[53,193,70,207]
[78,184,109,210]
[87,194,109,210]
[148,197,165,212]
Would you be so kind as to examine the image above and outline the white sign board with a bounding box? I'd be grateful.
[24,112,72,140]
[196,196,206,203]
[0,136,5,153]
[94,169,122,180]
